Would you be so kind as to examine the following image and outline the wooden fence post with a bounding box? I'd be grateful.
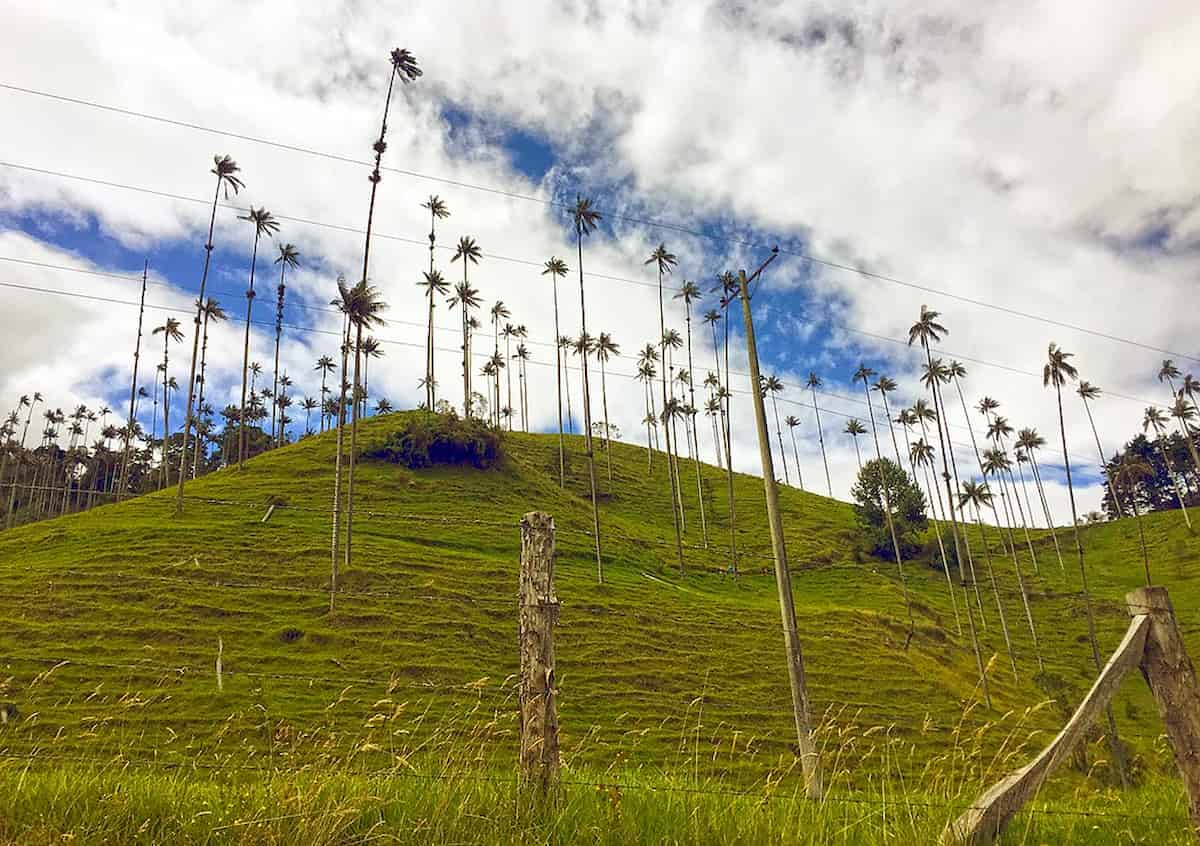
[1128,586,1200,839]
[519,511,559,794]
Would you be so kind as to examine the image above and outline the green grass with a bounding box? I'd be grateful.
[1,410,1198,842]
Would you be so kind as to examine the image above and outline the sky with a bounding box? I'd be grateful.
[2,0,1199,526]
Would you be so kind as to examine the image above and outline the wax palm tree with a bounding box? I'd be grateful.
[488,351,505,420]
[421,195,450,409]
[342,280,388,577]
[570,195,606,582]
[844,418,866,470]
[513,338,528,429]
[191,297,226,477]
[805,372,834,497]
[784,415,804,491]
[1045,342,1128,785]
[872,375,904,467]
[264,243,300,447]
[714,271,741,571]
[676,279,709,527]
[1159,359,1183,399]
[1113,454,1155,585]
[450,237,482,416]
[1169,395,1200,475]
[908,306,988,707]
[595,332,620,482]
[153,316,184,488]
[908,433,961,632]
[959,479,1020,680]
[1074,381,1124,516]
[4,394,39,528]
[175,154,243,512]
[542,257,570,485]
[646,242,684,569]
[360,336,383,419]
[489,301,511,426]
[1144,406,1191,526]
[374,398,393,416]
[702,309,725,469]
[559,335,575,433]
[1015,426,1067,570]
[751,374,785,486]
[299,396,318,434]
[662,328,688,526]
[705,394,723,467]
[636,360,658,470]
[854,362,912,632]
[986,414,1042,575]
[236,207,278,469]
[415,269,449,410]
[315,355,335,432]
[500,323,516,430]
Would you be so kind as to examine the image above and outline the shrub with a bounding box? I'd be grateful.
[851,458,928,562]
[367,412,502,470]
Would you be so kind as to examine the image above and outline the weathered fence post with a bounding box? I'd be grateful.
[1128,586,1200,839]
[519,511,559,794]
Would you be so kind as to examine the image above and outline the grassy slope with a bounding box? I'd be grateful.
[1,412,1198,808]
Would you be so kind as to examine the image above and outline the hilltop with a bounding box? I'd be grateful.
[1,411,1198,805]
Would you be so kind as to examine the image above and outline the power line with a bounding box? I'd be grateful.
[3,81,1195,364]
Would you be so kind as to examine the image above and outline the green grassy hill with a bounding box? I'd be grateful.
[1,411,1198,842]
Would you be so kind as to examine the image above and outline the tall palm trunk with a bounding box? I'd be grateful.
[684,299,707,543]
[192,308,213,477]
[972,505,1018,681]
[1054,380,1129,787]
[552,278,565,486]
[861,382,913,638]
[118,265,148,500]
[1080,396,1123,517]
[505,334,513,430]
[989,467,1044,669]
[426,208,437,410]
[329,314,351,611]
[770,393,790,485]
[922,342,989,708]
[909,422,961,634]
[563,357,574,434]
[810,386,833,497]
[788,428,803,492]
[1025,452,1066,570]
[271,273,286,447]
[880,392,903,468]
[575,235,604,583]
[174,174,221,513]
[721,313,737,573]
[851,438,861,470]
[1155,436,1192,525]
[319,370,328,433]
[656,270,684,571]
[600,355,613,483]
[161,340,171,490]
[344,325,364,572]
[238,234,262,469]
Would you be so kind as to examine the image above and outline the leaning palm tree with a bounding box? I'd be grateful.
[959,479,1019,680]
[1144,406,1192,527]
[1075,381,1124,516]
[908,434,961,633]
[269,243,301,447]
[5,394,40,528]
[807,372,834,497]
[153,316,184,489]
[1112,453,1155,585]
[853,362,912,634]
[450,237,482,416]
[175,154,243,513]
[571,196,604,580]
[420,195,450,409]
[762,375,791,485]
[595,332,620,482]
[646,244,683,567]
[315,355,335,432]
[236,206,278,469]
[1015,426,1067,571]
[543,257,569,486]
[702,309,725,468]
[1159,359,1183,400]
[342,280,388,577]
[1045,342,1129,786]
[675,279,710,526]
[192,297,227,477]
[986,414,1043,576]
[844,418,866,470]
[909,306,988,707]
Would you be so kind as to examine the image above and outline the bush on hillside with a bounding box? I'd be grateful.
[851,458,928,562]
[366,412,502,470]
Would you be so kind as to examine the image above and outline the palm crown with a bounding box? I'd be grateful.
[275,243,300,270]
[542,256,568,278]
[844,419,866,436]
[907,305,947,348]
[675,280,701,304]
[389,48,422,83]
[1043,343,1078,387]
[211,155,245,198]
[572,195,602,238]
[452,236,482,265]
[645,243,676,275]
[239,206,279,239]
[421,194,449,219]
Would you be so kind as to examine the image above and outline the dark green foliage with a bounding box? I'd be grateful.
[851,458,927,562]
[367,412,502,469]
[1102,432,1200,518]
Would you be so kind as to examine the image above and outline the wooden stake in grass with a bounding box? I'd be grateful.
[518,511,559,795]
[735,258,822,799]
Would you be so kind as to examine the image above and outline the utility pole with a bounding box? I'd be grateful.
[735,251,822,798]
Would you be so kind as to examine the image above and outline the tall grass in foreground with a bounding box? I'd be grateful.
[0,685,1192,845]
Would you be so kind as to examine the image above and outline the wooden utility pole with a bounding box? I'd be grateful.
[736,258,823,798]
[518,511,559,794]
[1130,586,1200,838]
